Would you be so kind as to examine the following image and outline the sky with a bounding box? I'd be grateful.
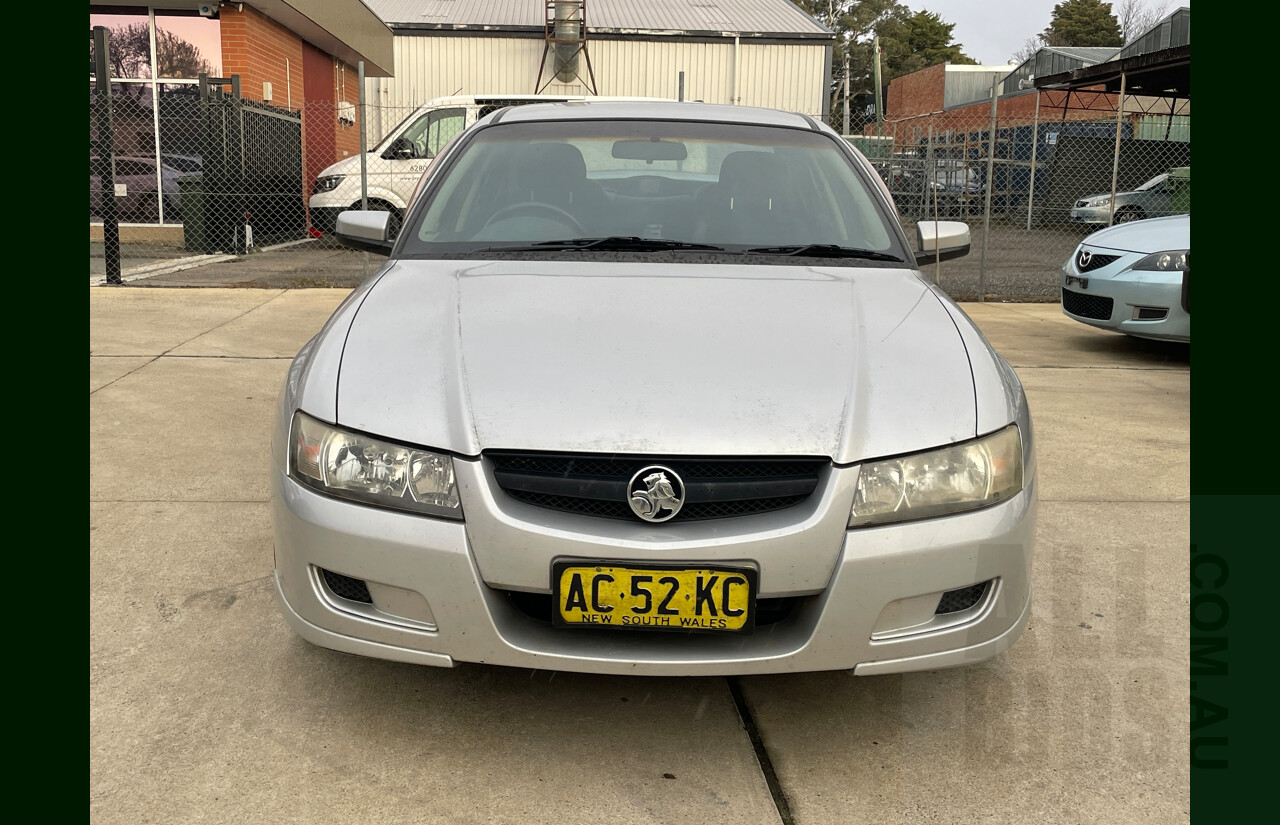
[916,0,1190,67]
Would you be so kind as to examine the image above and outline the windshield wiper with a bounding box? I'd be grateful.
[495,236,725,252]
[744,244,903,262]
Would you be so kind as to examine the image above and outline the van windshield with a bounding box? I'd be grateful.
[401,119,901,258]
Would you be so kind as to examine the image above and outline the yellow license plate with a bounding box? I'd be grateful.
[552,562,757,634]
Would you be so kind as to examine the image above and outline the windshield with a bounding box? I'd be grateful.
[401,119,900,258]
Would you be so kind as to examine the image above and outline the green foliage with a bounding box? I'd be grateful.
[1042,0,1123,47]
[791,1,978,113]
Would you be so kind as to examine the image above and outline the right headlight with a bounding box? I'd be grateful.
[289,411,462,519]
[849,425,1023,528]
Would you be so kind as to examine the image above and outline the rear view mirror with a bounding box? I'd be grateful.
[915,220,971,264]
[335,210,394,255]
[612,139,688,162]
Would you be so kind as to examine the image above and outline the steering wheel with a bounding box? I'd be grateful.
[481,201,585,235]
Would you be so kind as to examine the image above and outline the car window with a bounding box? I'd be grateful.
[424,109,466,157]
[116,159,156,177]
[405,119,899,257]
[402,108,466,159]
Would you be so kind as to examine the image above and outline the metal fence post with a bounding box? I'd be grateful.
[978,76,998,303]
[1107,72,1127,227]
[93,26,122,286]
[358,60,368,211]
[1026,91,1040,231]
[230,75,247,253]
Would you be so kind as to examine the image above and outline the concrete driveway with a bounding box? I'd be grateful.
[90,289,1189,824]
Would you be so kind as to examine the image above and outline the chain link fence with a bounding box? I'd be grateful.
[92,84,1188,299]
[825,89,1191,300]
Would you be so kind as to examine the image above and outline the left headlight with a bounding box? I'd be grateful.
[289,411,462,519]
[849,425,1023,528]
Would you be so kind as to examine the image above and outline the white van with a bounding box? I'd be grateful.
[308,94,671,237]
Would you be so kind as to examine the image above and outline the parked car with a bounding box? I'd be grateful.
[89,156,184,223]
[272,101,1037,676]
[1069,172,1174,226]
[307,93,671,238]
[1060,213,1189,342]
[886,156,982,217]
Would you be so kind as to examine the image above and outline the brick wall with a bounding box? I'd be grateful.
[221,4,367,206]
[886,64,946,119]
[220,4,304,109]
[333,60,362,161]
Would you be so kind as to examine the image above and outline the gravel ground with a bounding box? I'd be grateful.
[117,220,1091,301]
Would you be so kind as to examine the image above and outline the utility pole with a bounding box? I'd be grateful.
[872,35,884,137]
[842,52,850,135]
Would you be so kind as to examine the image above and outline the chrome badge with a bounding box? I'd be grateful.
[1076,249,1093,270]
[628,466,685,523]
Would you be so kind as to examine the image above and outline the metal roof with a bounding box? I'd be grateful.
[366,0,832,38]
[1118,6,1190,59]
[1034,8,1191,98]
[491,100,817,128]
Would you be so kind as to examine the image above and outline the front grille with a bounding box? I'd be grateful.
[488,451,827,523]
[1062,288,1114,321]
[502,590,800,628]
[935,581,989,614]
[320,569,373,604]
[1076,252,1119,272]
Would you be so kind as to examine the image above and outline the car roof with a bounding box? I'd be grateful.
[490,100,819,130]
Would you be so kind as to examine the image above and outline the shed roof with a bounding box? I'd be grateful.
[366,0,832,39]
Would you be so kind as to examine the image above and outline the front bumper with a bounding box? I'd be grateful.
[1069,204,1113,225]
[1061,261,1190,342]
[271,456,1037,676]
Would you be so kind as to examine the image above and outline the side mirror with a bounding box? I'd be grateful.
[915,220,971,264]
[335,210,394,255]
[383,137,415,160]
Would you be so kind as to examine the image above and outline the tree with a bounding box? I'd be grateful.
[91,22,152,79]
[790,2,975,116]
[155,29,215,78]
[876,10,978,78]
[88,23,214,80]
[1041,0,1123,48]
[1115,0,1171,44]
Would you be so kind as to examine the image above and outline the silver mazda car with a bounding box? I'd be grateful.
[271,102,1037,676]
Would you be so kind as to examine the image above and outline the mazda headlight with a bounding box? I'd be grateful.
[1132,249,1188,272]
[289,412,461,519]
[849,425,1022,528]
[313,175,345,194]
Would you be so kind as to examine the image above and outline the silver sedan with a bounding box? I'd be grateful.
[1061,214,1190,342]
[270,101,1037,676]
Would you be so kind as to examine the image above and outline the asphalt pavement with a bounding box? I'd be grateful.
[90,288,1190,824]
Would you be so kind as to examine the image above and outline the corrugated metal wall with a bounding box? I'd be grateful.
[1136,114,1190,143]
[366,35,827,141]
[943,69,1009,110]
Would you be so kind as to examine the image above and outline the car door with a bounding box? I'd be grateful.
[385,107,466,206]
